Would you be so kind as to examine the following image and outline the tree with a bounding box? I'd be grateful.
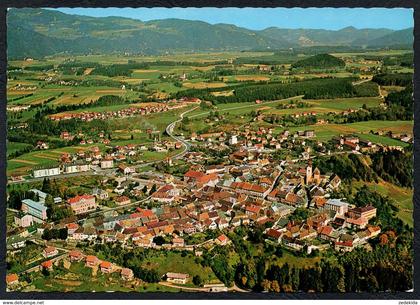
[192,275,203,286]
[153,236,165,246]
[149,184,157,195]
[58,228,68,240]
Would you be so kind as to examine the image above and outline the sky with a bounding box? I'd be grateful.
[53,7,414,31]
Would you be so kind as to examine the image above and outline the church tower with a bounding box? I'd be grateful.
[313,167,321,185]
[306,160,313,184]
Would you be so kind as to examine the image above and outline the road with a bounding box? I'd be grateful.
[165,106,198,160]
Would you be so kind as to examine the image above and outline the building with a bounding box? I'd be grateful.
[229,135,238,145]
[68,250,83,262]
[115,196,131,206]
[33,167,60,178]
[100,261,113,273]
[43,246,58,258]
[21,199,48,222]
[92,187,109,200]
[100,158,114,169]
[347,205,377,220]
[325,199,349,215]
[41,260,53,271]
[165,272,189,284]
[14,213,34,228]
[6,274,19,287]
[172,238,185,247]
[67,195,97,215]
[85,255,100,267]
[121,268,134,281]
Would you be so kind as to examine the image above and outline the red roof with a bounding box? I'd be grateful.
[266,229,282,239]
[319,226,333,236]
[184,170,205,179]
[68,194,95,204]
[86,255,98,263]
[66,223,79,230]
[41,260,53,268]
[217,234,229,243]
[69,250,82,258]
[136,208,154,218]
[6,274,18,284]
[100,261,112,269]
[246,204,261,214]
[44,246,56,254]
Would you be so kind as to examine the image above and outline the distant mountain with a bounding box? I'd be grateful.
[6,8,414,59]
[367,28,414,47]
[258,26,395,47]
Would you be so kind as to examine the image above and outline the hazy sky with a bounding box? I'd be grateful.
[53,8,413,30]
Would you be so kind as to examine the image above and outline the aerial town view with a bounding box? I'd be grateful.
[5,8,413,293]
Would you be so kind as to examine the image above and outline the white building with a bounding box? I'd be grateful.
[33,167,60,178]
[325,199,349,215]
[229,135,238,145]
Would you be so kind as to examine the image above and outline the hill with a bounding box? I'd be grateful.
[368,28,413,48]
[291,54,345,69]
[6,8,414,59]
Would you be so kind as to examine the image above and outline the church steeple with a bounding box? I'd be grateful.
[306,160,313,184]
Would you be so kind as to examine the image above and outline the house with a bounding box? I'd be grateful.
[6,274,19,286]
[67,195,97,215]
[92,187,109,200]
[172,237,185,247]
[14,213,34,228]
[100,157,114,169]
[41,260,53,271]
[43,246,58,258]
[215,234,230,246]
[118,164,135,175]
[100,261,113,273]
[66,223,79,235]
[334,240,354,252]
[85,255,100,267]
[266,229,282,243]
[68,250,83,262]
[165,272,189,284]
[121,268,134,281]
[115,196,131,206]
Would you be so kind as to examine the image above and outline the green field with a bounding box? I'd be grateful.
[141,250,220,285]
[353,179,413,227]
[275,120,412,144]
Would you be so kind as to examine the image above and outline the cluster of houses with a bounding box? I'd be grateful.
[49,98,200,122]
[266,204,379,253]
[16,152,382,255]
[31,139,182,179]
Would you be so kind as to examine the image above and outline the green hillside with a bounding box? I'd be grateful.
[291,54,345,69]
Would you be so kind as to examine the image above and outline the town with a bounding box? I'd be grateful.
[6,8,413,294]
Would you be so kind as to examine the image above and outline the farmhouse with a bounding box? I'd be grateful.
[165,272,189,284]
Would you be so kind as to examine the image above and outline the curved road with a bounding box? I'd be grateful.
[165,106,199,160]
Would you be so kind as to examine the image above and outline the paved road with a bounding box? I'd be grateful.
[165,106,198,160]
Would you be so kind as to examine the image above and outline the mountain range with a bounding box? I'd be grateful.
[7,8,413,59]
